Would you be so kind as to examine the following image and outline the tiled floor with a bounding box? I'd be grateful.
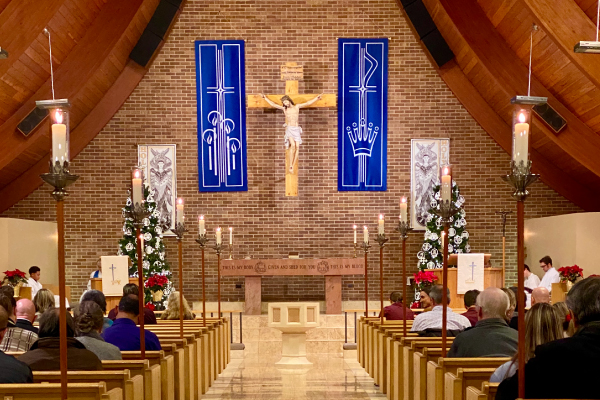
[202,351,386,399]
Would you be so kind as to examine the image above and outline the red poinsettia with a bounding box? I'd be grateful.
[145,302,155,311]
[145,274,169,291]
[413,270,438,290]
[2,269,28,286]
[558,265,583,284]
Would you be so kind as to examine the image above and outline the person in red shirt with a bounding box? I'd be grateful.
[461,289,480,326]
[107,284,157,325]
[381,291,415,320]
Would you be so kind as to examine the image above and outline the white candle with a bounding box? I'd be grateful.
[51,123,67,163]
[229,227,233,245]
[132,169,143,205]
[216,227,222,245]
[353,225,357,244]
[441,231,445,249]
[400,197,408,223]
[513,112,530,164]
[176,198,184,225]
[363,226,369,244]
[139,233,144,251]
[441,166,452,203]
[199,215,205,235]
[378,214,384,235]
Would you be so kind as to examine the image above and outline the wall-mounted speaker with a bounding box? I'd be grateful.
[403,0,436,39]
[421,29,455,67]
[17,107,49,137]
[533,103,567,134]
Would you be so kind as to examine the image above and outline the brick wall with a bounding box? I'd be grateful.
[2,0,580,303]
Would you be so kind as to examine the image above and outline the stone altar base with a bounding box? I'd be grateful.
[268,302,319,367]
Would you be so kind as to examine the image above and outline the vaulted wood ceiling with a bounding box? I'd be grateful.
[412,0,600,211]
[0,0,169,212]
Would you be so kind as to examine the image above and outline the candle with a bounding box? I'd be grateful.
[400,197,408,223]
[51,110,67,163]
[176,198,184,225]
[229,227,233,245]
[378,214,384,235]
[216,227,222,245]
[139,233,144,251]
[132,169,143,205]
[199,215,205,235]
[513,111,530,164]
[363,226,369,244]
[441,165,452,203]
[441,231,445,249]
[353,225,357,244]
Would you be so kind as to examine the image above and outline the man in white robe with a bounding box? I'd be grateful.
[25,266,42,298]
[539,255,560,293]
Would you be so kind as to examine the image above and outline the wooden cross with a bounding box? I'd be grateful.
[248,62,336,196]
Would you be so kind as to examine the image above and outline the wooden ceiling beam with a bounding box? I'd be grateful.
[438,0,600,179]
[0,0,143,172]
[521,0,600,91]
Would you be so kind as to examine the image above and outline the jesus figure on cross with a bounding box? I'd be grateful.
[260,93,322,172]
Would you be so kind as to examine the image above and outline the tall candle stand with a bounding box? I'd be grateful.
[362,241,371,316]
[496,210,513,286]
[195,233,210,327]
[213,241,223,317]
[503,159,539,397]
[374,234,389,324]
[40,157,78,400]
[431,199,458,357]
[354,243,358,258]
[395,221,412,338]
[124,194,151,360]
[173,222,188,339]
[228,243,233,260]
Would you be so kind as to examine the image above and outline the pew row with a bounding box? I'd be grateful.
[465,382,499,400]
[33,370,143,400]
[0,383,122,400]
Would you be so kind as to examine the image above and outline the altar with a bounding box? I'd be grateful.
[220,258,364,315]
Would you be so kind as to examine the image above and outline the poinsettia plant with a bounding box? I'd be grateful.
[413,270,438,291]
[145,302,155,311]
[558,265,583,283]
[145,274,169,292]
[2,269,28,286]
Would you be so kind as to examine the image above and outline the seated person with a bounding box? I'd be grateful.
[419,286,433,312]
[161,291,197,320]
[108,284,157,325]
[74,301,121,360]
[497,277,600,400]
[15,299,38,334]
[33,289,55,316]
[523,264,540,290]
[502,287,518,330]
[379,291,414,321]
[552,301,574,337]
[461,289,480,326]
[448,288,518,357]
[86,258,102,291]
[0,294,37,352]
[491,303,562,383]
[410,285,471,333]
[80,290,112,330]
[18,309,102,371]
[103,295,161,351]
[531,287,550,306]
[0,307,33,383]
[26,266,43,298]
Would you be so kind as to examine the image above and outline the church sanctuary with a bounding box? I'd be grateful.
[3,0,600,399]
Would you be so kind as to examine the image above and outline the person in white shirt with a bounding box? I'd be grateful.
[86,259,102,291]
[26,266,43,298]
[524,264,540,290]
[539,255,560,293]
[410,284,471,332]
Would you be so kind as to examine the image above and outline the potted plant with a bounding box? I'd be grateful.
[558,265,583,290]
[145,274,169,302]
[2,269,28,297]
[411,271,438,308]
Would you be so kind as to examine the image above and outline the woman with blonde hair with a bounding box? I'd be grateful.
[490,302,563,382]
[33,288,55,316]
[160,291,195,320]
[552,301,575,337]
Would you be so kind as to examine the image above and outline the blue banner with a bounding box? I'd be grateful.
[338,39,388,191]
[195,40,247,192]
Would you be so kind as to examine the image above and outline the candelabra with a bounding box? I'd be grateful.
[362,240,371,316]
[374,234,389,323]
[213,241,223,318]
[395,221,412,337]
[502,160,539,201]
[173,222,188,339]
[196,233,209,327]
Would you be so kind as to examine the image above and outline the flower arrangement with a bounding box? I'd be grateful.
[2,269,28,286]
[145,302,156,311]
[413,270,438,291]
[145,274,169,291]
[558,265,583,284]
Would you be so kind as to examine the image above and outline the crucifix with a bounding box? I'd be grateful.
[496,210,513,286]
[248,62,336,196]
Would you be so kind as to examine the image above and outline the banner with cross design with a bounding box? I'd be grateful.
[457,253,485,294]
[338,38,388,191]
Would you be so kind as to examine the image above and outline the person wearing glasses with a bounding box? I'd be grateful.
[538,256,560,293]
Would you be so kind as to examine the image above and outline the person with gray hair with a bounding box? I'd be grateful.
[497,276,600,400]
[410,284,471,333]
[74,301,121,360]
[448,287,518,357]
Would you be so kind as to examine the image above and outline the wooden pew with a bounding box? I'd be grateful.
[0,382,122,400]
[151,337,194,400]
[465,382,499,400]
[373,324,414,392]
[413,348,448,400]
[426,358,509,400]
[102,360,161,400]
[33,370,143,400]
[121,351,174,400]
[445,368,496,400]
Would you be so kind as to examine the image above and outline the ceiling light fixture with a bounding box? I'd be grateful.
[574,0,600,53]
